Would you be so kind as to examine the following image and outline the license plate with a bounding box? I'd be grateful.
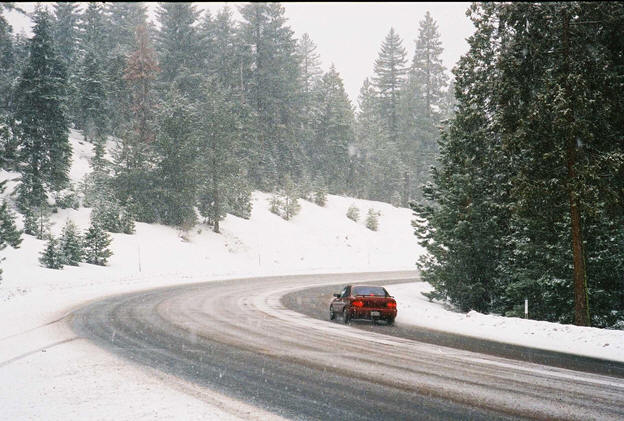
[371,311,380,317]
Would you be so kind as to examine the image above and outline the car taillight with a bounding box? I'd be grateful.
[387,301,396,308]
[352,300,364,308]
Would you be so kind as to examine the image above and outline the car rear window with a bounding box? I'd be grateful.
[352,286,387,296]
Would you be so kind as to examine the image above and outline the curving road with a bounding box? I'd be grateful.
[71,272,624,420]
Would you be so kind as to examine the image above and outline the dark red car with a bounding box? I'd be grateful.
[329,285,397,325]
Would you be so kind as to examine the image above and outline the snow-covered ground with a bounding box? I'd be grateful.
[1,130,622,420]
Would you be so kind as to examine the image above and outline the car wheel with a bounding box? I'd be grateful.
[329,306,335,320]
[386,318,395,326]
[343,308,350,324]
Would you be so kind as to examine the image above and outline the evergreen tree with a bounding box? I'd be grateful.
[310,65,355,193]
[355,78,405,202]
[238,3,303,188]
[346,204,360,222]
[153,88,199,227]
[412,3,510,314]
[59,219,82,266]
[113,22,159,222]
[104,2,148,138]
[23,208,37,236]
[0,11,15,113]
[0,182,22,248]
[410,11,448,120]
[52,2,81,67]
[77,48,108,143]
[298,33,322,100]
[203,7,239,92]
[83,221,112,266]
[280,175,300,221]
[197,80,244,233]
[414,2,624,327]
[372,28,407,144]
[366,209,380,231]
[52,2,80,125]
[155,3,202,89]
[13,7,70,211]
[39,235,63,269]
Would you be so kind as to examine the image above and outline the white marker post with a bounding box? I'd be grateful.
[524,298,528,319]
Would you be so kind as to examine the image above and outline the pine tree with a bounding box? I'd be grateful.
[104,2,148,138]
[52,2,80,125]
[23,208,37,236]
[13,7,70,211]
[310,65,355,193]
[298,33,322,95]
[59,219,82,266]
[280,175,300,221]
[0,181,22,249]
[77,48,108,143]
[154,88,199,227]
[356,78,405,202]
[366,209,380,231]
[52,2,81,67]
[238,3,303,188]
[372,28,407,144]
[0,11,15,113]
[113,22,160,223]
[39,235,63,269]
[197,80,244,233]
[155,3,202,87]
[412,3,511,314]
[346,204,360,222]
[83,222,112,266]
[410,11,448,120]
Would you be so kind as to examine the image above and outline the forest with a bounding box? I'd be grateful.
[0,2,622,328]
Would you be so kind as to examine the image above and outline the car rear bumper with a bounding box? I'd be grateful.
[349,308,396,320]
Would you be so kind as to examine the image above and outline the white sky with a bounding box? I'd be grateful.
[4,2,475,106]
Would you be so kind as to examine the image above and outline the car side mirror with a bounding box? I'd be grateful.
[333,293,341,298]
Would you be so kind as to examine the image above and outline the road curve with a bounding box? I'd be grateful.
[70,272,624,420]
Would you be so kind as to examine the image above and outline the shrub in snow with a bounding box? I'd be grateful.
[226,175,252,220]
[366,208,380,231]
[39,235,64,269]
[0,200,22,248]
[26,206,51,240]
[23,208,38,236]
[313,186,328,207]
[119,208,135,234]
[83,222,112,266]
[91,200,134,234]
[281,176,300,221]
[346,204,360,222]
[269,194,282,216]
[54,185,80,209]
[59,220,83,266]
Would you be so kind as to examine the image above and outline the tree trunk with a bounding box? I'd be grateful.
[562,11,590,326]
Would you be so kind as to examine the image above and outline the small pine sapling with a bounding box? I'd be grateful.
[346,204,360,222]
[313,186,328,207]
[0,200,23,248]
[83,222,113,266]
[269,194,282,216]
[39,235,64,269]
[60,220,83,266]
[23,209,38,236]
[366,208,380,231]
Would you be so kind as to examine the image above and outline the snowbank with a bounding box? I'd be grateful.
[386,282,624,363]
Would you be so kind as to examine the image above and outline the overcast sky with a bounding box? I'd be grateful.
[5,2,475,106]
